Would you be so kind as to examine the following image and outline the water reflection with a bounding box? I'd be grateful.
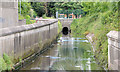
[21,34,102,70]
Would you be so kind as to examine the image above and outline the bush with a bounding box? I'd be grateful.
[3,53,13,70]
[25,15,36,24]
[18,14,24,20]
[0,53,14,71]
[42,14,46,18]
[26,19,31,24]
[0,57,6,72]
[26,20,36,24]
[42,14,54,19]
[25,15,31,20]
[30,20,36,24]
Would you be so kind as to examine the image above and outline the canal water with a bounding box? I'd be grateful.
[21,34,103,70]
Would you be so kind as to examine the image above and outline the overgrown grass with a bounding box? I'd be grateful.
[71,9,118,69]
[0,53,14,71]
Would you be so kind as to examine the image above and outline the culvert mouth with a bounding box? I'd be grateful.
[62,27,69,35]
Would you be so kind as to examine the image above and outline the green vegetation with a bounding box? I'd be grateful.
[18,2,84,24]
[58,20,62,33]
[18,2,31,16]
[31,2,46,17]
[18,14,24,20]
[3,53,13,70]
[31,2,83,17]
[0,53,14,71]
[42,14,55,19]
[55,2,84,18]
[25,15,36,24]
[18,2,36,24]
[71,2,119,69]
[0,57,6,72]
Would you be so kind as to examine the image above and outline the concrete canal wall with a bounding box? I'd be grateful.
[0,19,58,63]
[0,1,59,64]
[107,31,120,71]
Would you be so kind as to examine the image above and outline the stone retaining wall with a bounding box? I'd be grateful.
[0,19,58,63]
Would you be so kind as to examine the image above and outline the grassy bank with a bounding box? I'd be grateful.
[71,3,119,69]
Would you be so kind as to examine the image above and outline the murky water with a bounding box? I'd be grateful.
[21,34,102,70]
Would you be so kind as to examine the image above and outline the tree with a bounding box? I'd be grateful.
[54,2,83,10]
[18,2,31,16]
[31,2,83,17]
[31,2,45,17]
[47,2,56,17]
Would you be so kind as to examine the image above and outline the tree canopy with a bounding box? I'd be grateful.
[18,2,118,18]
[18,2,31,16]
[31,2,83,17]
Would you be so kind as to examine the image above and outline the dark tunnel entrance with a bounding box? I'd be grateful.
[62,27,69,35]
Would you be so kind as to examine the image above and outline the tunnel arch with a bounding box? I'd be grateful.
[62,27,69,35]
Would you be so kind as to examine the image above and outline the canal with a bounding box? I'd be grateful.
[21,33,103,71]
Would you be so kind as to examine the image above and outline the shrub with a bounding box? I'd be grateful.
[18,14,24,20]
[25,15,31,20]
[42,14,46,18]
[0,57,6,72]
[30,20,36,24]
[26,19,32,24]
[26,20,36,24]
[3,53,13,70]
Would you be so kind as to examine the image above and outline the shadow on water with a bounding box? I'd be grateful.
[21,33,103,71]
